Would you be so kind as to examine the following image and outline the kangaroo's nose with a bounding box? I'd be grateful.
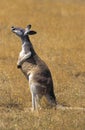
[11,26,15,30]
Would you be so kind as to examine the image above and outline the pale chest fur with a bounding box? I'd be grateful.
[19,43,30,58]
[19,49,25,58]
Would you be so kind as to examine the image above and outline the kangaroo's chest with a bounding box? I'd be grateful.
[21,59,36,76]
[19,44,30,59]
[19,50,25,58]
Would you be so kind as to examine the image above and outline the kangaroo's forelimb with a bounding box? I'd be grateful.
[17,51,32,68]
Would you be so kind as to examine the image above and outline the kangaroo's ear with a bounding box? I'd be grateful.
[24,24,32,35]
[24,25,37,35]
[28,30,37,35]
[27,24,31,30]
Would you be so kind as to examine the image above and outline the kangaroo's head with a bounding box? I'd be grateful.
[11,25,37,38]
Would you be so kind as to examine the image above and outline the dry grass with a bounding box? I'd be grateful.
[0,0,85,130]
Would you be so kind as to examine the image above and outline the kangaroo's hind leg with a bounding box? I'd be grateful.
[30,84,42,111]
[31,92,36,111]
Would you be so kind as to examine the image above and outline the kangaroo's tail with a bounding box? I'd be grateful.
[56,104,85,111]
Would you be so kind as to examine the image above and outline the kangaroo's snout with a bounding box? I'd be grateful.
[11,26,25,37]
[11,26,15,31]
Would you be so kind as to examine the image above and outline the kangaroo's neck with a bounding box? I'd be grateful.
[21,35,31,45]
[20,35,36,56]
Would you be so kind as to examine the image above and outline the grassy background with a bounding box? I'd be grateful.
[0,0,85,129]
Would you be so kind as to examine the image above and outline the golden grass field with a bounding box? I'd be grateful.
[0,0,85,129]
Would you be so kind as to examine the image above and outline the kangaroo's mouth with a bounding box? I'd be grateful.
[11,26,16,32]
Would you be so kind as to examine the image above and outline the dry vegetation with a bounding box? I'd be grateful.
[0,0,85,130]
